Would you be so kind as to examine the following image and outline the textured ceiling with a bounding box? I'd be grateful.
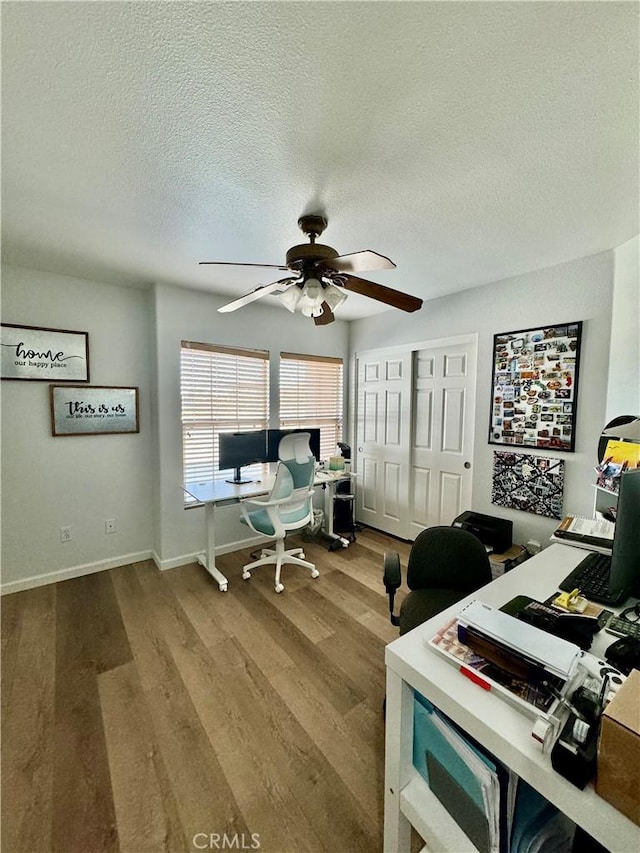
[2,2,638,320]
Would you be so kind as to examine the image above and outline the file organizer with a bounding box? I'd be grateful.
[412,693,576,853]
[427,618,564,719]
[427,601,583,720]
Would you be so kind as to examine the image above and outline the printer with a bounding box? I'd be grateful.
[452,510,513,554]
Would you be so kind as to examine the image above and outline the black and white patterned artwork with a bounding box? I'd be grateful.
[492,451,564,519]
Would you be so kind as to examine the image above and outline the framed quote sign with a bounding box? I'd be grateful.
[1,323,89,381]
[50,385,139,436]
[488,321,582,452]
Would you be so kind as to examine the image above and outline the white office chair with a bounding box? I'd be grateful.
[240,432,319,592]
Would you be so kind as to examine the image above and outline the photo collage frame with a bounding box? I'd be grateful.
[488,322,582,452]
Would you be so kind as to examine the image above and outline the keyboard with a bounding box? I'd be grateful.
[558,551,625,605]
[605,614,640,640]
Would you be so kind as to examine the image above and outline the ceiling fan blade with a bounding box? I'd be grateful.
[320,250,396,274]
[313,302,335,326]
[217,278,297,313]
[338,274,423,313]
[200,261,289,271]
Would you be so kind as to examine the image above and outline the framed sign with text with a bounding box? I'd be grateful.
[50,385,139,436]
[1,323,89,382]
[488,321,582,452]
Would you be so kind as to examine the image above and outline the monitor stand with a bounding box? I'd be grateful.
[225,466,253,485]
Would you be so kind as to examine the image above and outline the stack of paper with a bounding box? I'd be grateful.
[413,693,577,852]
[551,515,614,553]
[413,694,517,853]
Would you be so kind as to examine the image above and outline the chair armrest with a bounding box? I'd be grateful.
[240,499,286,539]
[383,551,402,592]
[383,551,402,627]
[241,494,293,509]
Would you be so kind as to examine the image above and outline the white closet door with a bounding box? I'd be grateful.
[355,349,412,538]
[409,341,476,539]
[355,337,477,540]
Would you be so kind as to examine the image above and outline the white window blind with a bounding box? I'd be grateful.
[181,341,269,490]
[279,352,344,461]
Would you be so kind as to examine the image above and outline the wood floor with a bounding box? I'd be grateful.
[1,527,414,853]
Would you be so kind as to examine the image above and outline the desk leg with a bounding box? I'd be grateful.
[196,502,229,592]
[384,668,413,853]
[323,480,350,549]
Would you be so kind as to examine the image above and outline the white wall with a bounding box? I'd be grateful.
[349,251,616,548]
[2,243,633,589]
[151,282,351,568]
[1,265,154,590]
[607,234,640,421]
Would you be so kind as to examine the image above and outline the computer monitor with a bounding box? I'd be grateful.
[266,428,321,463]
[218,430,267,484]
[609,467,640,600]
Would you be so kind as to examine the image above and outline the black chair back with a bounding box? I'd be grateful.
[406,526,492,592]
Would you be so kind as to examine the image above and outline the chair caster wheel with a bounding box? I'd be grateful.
[219,583,228,592]
[311,569,320,578]
[242,571,251,580]
[275,583,284,593]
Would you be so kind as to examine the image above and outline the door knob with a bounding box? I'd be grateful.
[464,461,471,469]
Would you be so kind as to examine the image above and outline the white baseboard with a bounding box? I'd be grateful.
[1,535,267,593]
[0,549,154,595]
[155,550,204,571]
[155,534,267,571]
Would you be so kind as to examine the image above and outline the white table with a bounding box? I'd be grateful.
[384,543,640,853]
[183,468,355,591]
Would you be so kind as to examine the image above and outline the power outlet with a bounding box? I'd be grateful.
[60,526,72,543]
[105,518,117,534]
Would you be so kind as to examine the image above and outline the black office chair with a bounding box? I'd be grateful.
[383,526,492,635]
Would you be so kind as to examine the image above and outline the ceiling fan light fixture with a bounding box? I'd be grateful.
[298,277,325,317]
[206,215,419,318]
[302,277,322,301]
[323,283,347,311]
[300,299,324,318]
[278,284,301,313]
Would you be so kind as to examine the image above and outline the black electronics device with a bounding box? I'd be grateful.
[219,428,322,484]
[452,510,513,554]
[605,636,640,676]
[559,468,640,605]
[337,441,351,460]
[500,596,600,650]
[218,430,268,484]
[605,613,640,640]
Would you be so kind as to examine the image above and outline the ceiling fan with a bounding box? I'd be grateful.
[199,214,423,325]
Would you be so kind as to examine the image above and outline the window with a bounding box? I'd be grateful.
[279,352,344,461]
[181,341,269,491]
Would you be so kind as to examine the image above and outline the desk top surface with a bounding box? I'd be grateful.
[386,543,640,850]
[183,468,351,504]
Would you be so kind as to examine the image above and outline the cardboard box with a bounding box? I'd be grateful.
[596,669,640,825]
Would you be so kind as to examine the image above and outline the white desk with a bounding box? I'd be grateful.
[384,543,640,853]
[183,468,354,591]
